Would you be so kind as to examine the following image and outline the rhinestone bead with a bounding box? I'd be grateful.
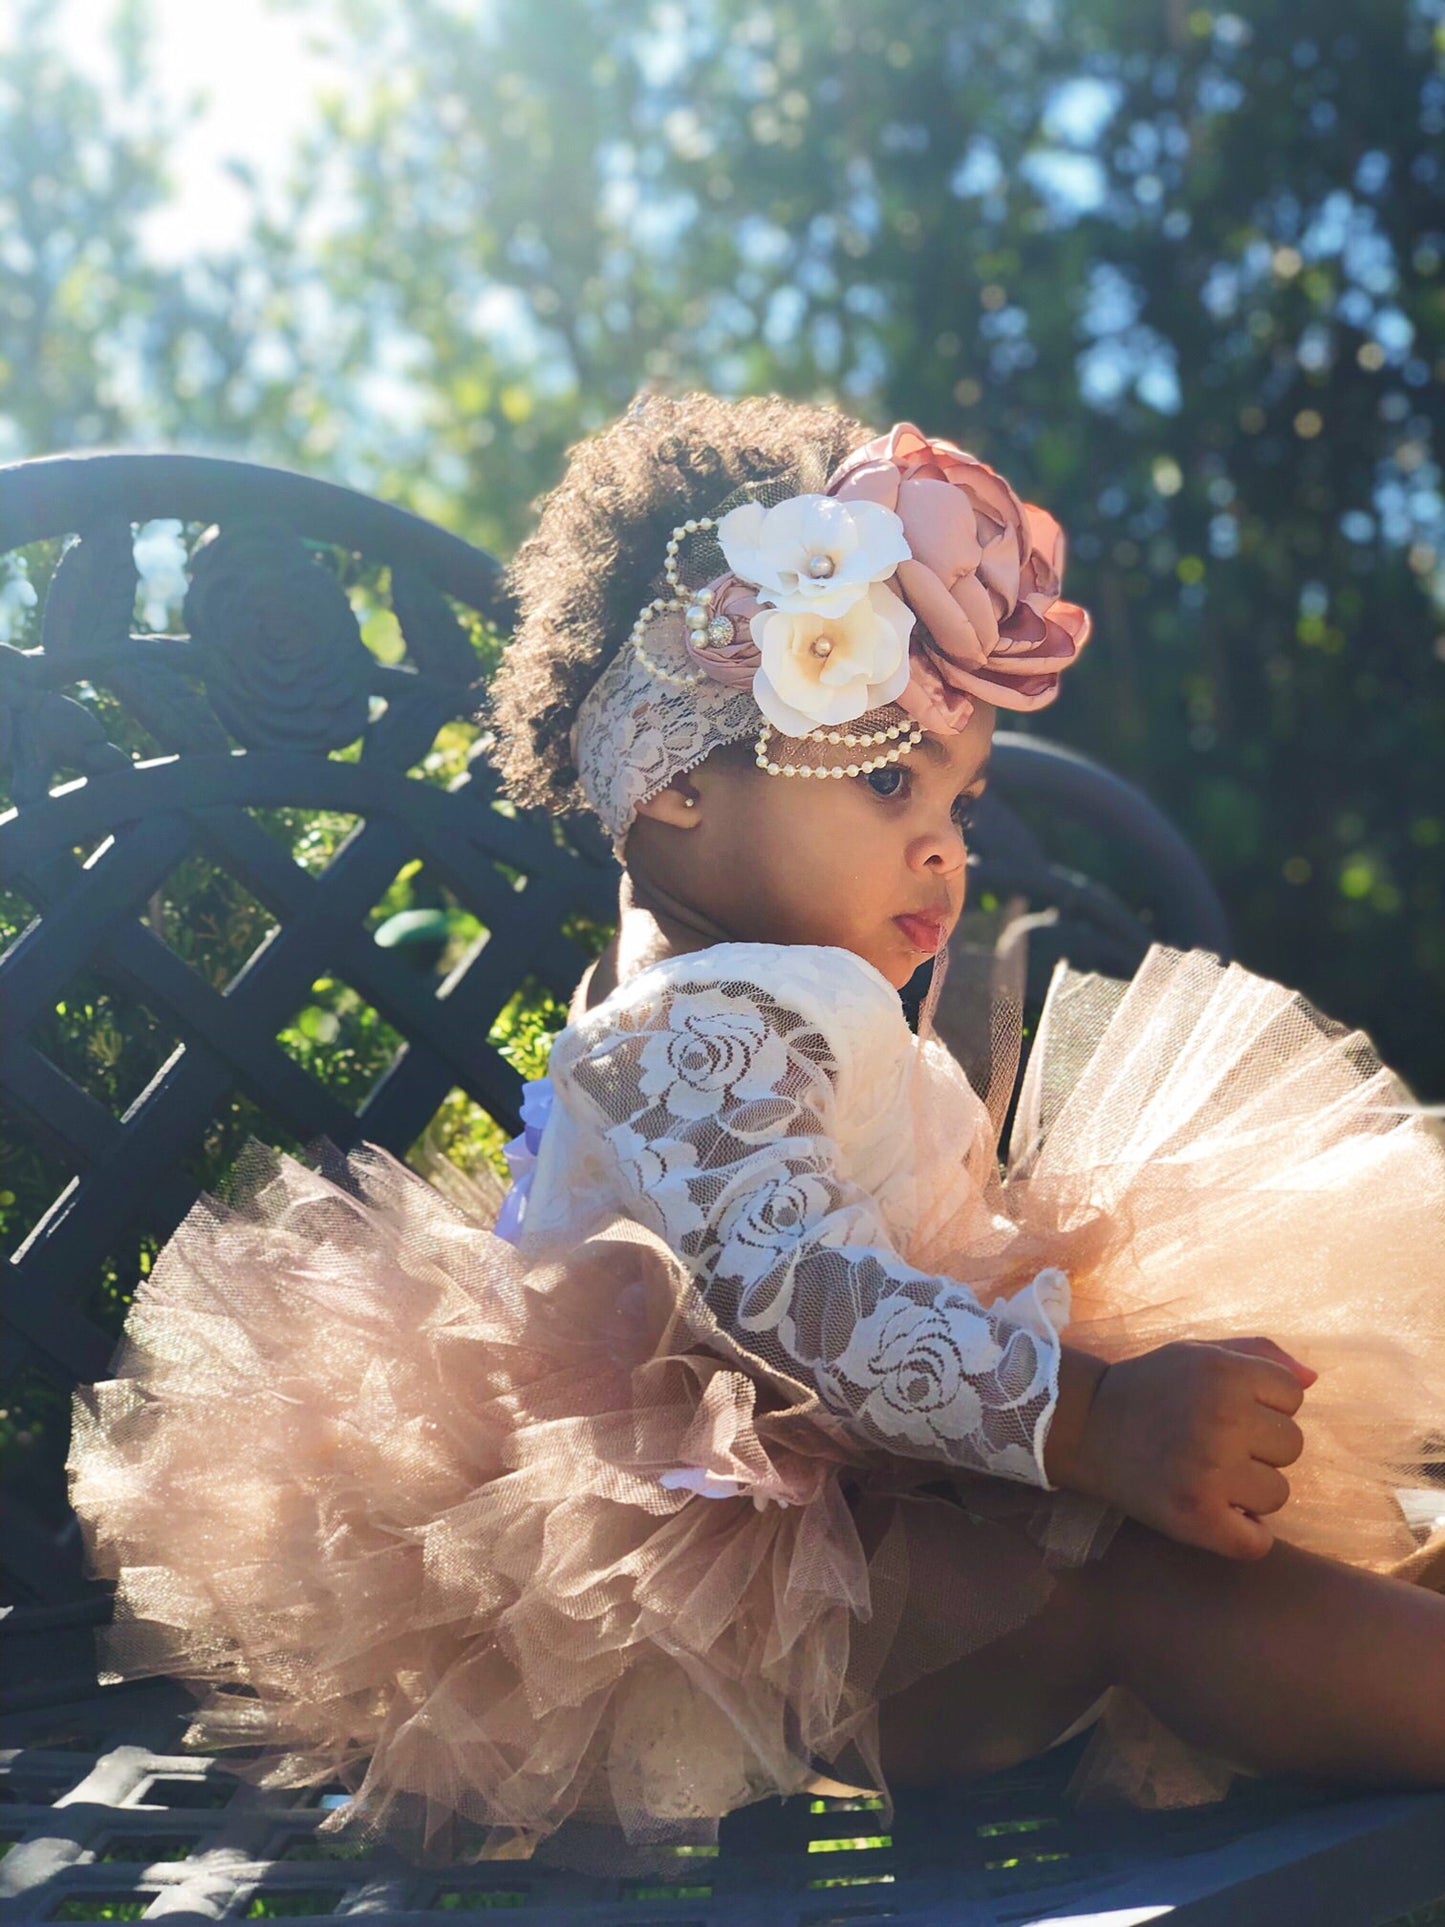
[707,615,735,646]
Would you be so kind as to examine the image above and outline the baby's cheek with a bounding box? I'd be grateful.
[722,772,900,953]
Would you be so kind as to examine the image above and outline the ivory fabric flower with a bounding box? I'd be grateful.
[825,422,1092,733]
[752,580,915,737]
[717,492,911,618]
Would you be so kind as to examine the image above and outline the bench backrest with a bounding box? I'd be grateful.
[0,450,1230,1614]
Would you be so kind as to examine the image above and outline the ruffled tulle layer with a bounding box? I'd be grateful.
[948,945,1445,1807]
[67,1135,1119,1872]
[66,943,1445,1864]
[1000,947,1445,1577]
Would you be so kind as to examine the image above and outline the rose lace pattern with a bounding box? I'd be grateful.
[538,945,1069,1489]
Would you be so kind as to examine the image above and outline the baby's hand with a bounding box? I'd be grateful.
[1067,1337,1314,1560]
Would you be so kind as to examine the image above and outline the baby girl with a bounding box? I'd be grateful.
[68,388,1445,1871]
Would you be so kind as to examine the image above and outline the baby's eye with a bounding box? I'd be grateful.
[953,794,981,833]
[864,766,907,800]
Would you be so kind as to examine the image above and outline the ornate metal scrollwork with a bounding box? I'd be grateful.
[184,522,374,753]
[0,510,490,804]
[0,642,133,805]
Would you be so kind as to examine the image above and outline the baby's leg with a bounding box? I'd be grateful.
[1095,1519,1445,1786]
[877,1519,1445,1791]
[877,1558,1117,1785]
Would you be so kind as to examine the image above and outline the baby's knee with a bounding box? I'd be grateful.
[877,1567,1117,1788]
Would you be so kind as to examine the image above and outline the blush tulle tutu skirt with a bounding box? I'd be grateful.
[66,943,1445,1870]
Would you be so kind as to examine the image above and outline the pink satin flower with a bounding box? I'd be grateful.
[681,573,765,687]
[825,422,1092,733]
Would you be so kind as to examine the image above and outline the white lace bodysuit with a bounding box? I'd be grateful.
[511,942,1072,1492]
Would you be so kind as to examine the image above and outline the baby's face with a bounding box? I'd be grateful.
[629,702,995,989]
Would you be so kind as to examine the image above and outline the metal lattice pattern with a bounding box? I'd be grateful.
[3,751,612,1390]
[0,462,621,1610]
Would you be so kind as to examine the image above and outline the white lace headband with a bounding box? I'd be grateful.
[571,421,1093,851]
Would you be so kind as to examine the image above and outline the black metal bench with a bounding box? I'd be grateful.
[2,450,1442,1927]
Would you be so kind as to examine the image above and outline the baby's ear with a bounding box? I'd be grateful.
[633,780,703,829]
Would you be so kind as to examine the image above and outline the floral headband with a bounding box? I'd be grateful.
[572,422,1093,850]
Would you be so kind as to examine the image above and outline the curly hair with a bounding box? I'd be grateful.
[486,388,871,816]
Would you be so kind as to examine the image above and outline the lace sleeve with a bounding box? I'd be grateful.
[561,958,1070,1490]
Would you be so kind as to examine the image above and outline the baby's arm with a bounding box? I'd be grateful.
[565,970,1077,1491]
[563,962,1318,1555]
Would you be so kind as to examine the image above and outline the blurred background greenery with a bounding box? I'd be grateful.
[2,0,1444,1115]
[2,0,1444,1555]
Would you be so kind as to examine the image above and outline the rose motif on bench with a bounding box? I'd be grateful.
[184,525,373,752]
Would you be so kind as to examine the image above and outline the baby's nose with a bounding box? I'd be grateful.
[914,833,965,875]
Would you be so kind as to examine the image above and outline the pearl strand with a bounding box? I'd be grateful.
[821,723,910,747]
[662,515,717,596]
[753,719,924,778]
[628,515,721,690]
[630,599,703,687]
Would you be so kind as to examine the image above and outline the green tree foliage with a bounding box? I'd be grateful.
[249,0,1445,1089]
[2,0,1443,1092]
[0,0,295,458]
